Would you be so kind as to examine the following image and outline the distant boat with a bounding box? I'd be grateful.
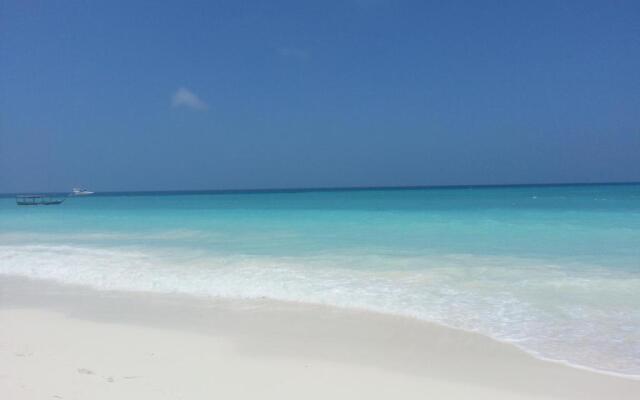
[71,187,94,196]
[16,194,66,206]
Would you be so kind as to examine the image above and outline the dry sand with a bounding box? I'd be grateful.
[1,276,639,399]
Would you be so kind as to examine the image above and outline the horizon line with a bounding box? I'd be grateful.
[1,180,638,197]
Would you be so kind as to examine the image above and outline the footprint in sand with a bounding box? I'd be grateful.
[77,368,95,375]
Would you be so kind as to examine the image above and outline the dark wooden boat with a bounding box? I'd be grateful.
[16,194,66,206]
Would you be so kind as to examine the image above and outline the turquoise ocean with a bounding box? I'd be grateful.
[1,184,639,376]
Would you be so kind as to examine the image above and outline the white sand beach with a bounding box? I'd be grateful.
[1,276,639,400]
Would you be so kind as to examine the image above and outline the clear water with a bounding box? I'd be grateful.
[1,184,639,376]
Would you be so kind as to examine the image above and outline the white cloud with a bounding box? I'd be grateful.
[172,87,208,110]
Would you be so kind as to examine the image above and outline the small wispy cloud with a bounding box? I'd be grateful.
[171,87,208,110]
[276,47,310,60]
[353,0,386,8]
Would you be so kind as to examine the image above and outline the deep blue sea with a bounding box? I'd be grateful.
[1,184,639,376]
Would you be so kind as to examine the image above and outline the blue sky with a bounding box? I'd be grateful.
[1,0,639,192]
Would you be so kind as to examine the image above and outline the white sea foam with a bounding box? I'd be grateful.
[1,243,639,378]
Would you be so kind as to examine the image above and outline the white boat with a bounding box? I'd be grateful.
[71,187,94,196]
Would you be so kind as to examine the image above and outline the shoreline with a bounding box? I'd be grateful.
[2,275,639,399]
[1,266,638,381]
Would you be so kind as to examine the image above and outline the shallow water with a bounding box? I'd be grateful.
[1,184,639,376]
